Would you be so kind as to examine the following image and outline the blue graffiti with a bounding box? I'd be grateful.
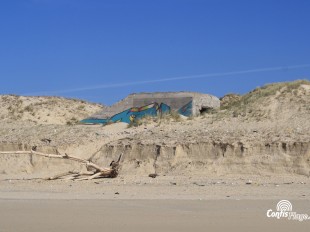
[178,101,192,117]
[81,101,193,125]
[80,118,109,124]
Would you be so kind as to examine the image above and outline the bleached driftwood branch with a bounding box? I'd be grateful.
[0,150,122,180]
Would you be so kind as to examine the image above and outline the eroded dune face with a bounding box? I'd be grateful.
[0,80,310,178]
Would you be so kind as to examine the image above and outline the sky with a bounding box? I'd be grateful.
[0,0,309,105]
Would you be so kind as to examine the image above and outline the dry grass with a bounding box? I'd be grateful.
[211,80,310,121]
[24,105,34,112]
[220,80,309,115]
[0,95,104,125]
[222,80,309,110]
[127,110,184,128]
[66,117,80,126]
[127,119,143,128]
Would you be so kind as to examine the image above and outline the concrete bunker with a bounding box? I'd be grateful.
[81,92,220,124]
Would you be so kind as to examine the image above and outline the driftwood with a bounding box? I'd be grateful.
[45,171,80,180]
[0,150,122,181]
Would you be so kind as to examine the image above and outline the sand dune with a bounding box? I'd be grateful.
[0,80,309,199]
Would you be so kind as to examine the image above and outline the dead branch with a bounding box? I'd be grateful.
[45,171,79,180]
[0,150,123,181]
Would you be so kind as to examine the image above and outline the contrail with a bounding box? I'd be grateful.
[26,64,310,95]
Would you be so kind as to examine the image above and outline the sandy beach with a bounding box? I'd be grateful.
[1,199,309,232]
[1,174,310,231]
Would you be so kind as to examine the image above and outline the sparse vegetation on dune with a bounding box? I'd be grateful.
[217,80,310,121]
[1,80,309,126]
[221,80,309,110]
[66,117,80,126]
[127,110,184,128]
[0,95,105,125]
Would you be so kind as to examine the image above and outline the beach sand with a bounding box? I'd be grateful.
[1,199,309,232]
[0,175,310,232]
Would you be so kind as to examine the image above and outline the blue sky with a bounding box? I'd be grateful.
[0,0,309,105]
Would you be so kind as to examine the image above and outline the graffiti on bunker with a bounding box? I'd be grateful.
[81,101,192,125]
[177,100,192,117]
